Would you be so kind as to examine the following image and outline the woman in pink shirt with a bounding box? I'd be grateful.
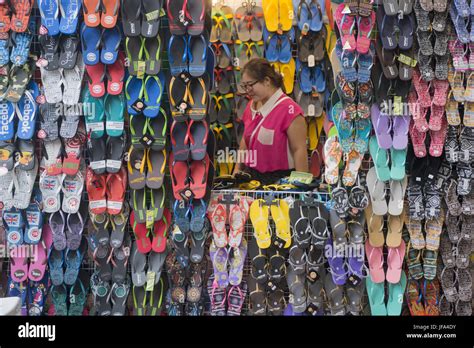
[234,58,308,177]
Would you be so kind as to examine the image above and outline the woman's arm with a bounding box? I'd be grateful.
[287,115,309,172]
[232,136,247,175]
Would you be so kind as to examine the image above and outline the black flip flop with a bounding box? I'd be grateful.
[146,150,166,190]
[151,187,164,221]
[147,110,167,151]
[111,234,131,284]
[190,218,208,263]
[248,238,268,284]
[59,35,79,70]
[248,276,266,315]
[188,34,208,78]
[188,77,208,121]
[144,35,161,74]
[189,120,208,161]
[171,120,190,161]
[217,94,233,124]
[289,200,311,249]
[130,114,147,148]
[39,34,60,71]
[186,0,205,36]
[121,0,141,37]
[141,0,162,37]
[169,76,189,122]
[106,134,126,174]
[375,37,398,80]
[268,250,286,283]
[88,136,107,174]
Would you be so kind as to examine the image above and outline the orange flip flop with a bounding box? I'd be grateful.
[101,0,120,28]
[10,0,33,33]
[83,0,101,27]
[0,2,11,33]
[86,167,107,214]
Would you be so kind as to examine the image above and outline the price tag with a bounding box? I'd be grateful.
[146,210,155,229]
[289,171,313,184]
[308,104,315,116]
[393,96,402,115]
[146,271,156,291]
[308,55,315,67]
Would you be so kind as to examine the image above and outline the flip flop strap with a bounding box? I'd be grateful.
[143,75,163,103]
[187,77,207,106]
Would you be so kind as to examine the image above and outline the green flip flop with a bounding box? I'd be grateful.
[104,92,125,137]
[390,148,407,181]
[83,87,105,138]
[369,135,391,182]
[387,272,407,315]
[366,276,387,315]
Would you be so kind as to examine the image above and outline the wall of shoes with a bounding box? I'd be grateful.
[0,0,472,317]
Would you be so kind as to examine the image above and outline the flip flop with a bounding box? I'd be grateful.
[169,35,188,77]
[49,210,67,251]
[366,167,387,216]
[210,241,229,288]
[228,238,247,286]
[64,238,86,285]
[104,93,125,137]
[12,158,38,209]
[371,104,392,150]
[151,207,170,253]
[387,272,407,315]
[188,77,208,121]
[388,177,407,216]
[390,148,407,180]
[86,167,107,214]
[369,136,391,182]
[125,75,145,115]
[10,17,34,66]
[185,0,204,36]
[130,188,147,223]
[59,35,79,69]
[146,149,166,189]
[101,0,120,28]
[85,62,106,97]
[59,0,81,34]
[187,120,208,161]
[143,73,165,118]
[0,100,15,141]
[188,34,208,77]
[110,282,130,316]
[366,274,387,315]
[82,0,101,27]
[143,35,161,75]
[386,240,406,284]
[250,199,271,249]
[146,108,167,151]
[377,6,398,50]
[271,199,291,249]
[141,0,162,37]
[130,212,151,254]
[170,121,189,161]
[398,14,415,50]
[106,167,127,215]
[121,0,141,37]
[101,26,121,65]
[356,11,375,54]
[7,62,33,103]
[28,225,52,282]
[80,23,101,65]
[62,53,85,106]
[170,152,189,200]
[10,0,33,33]
[38,34,60,71]
[189,155,209,199]
[61,171,84,214]
[106,51,125,95]
[148,250,166,285]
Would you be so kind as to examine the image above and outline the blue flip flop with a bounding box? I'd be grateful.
[294,0,312,33]
[16,81,39,140]
[310,0,324,32]
[143,72,165,118]
[27,274,49,316]
[188,34,208,77]
[48,248,64,286]
[335,39,357,82]
[24,202,43,244]
[125,75,145,115]
[334,106,354,154]
[357,44,375,83]
[0,100,16,141]
[64,242,85,285]
[313,65,326,92]
[101,26,121,65]
[354,118,372,154]
[3,207,24,246]
[81,22,101,65]
[10,17,35,67]
[173,200,190,233]
[0,38,8,66]
[279,28,294,63]
[59,0,82,34]
[104,92,125,136]
[297,59,312,93]
[7,277,28,315]
[39,0,60,35]
[169,35,188,76]
[190,199,206,233]
[264,27,279,62]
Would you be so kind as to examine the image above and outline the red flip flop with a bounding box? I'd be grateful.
[10,0,33,33]
[0,2,10,33]
[130,210,152,253]
[170,152,190,200]
[106,166,127,215]
[189,154,209,199]
[151,207,171,253]
[62,136,83,176]
[101,0,120,28]
[310,142,324,178]
[86,167,107,214]
[85,62,106,97]
[107,51,125,95]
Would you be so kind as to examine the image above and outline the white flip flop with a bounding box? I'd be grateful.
[388,177,408,216]
[366,166,388,216]
[13,159,38,209]
[61,170,84,214]
[40,66,63,103]
[62,53,85,106]
[39,170,64,213]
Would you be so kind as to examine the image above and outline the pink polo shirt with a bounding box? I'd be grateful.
[242,89,304,173]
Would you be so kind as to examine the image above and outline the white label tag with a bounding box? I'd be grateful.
[106,121,124,131]
[90,160,106,170]
[308,55,315,67]
[87,122,104,132]
[90,199,106,209]
[106,160,122,169]
[107,200,123,210]
[342,5,351,13]
[308,104,315,116]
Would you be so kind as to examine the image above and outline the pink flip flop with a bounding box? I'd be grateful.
[449,39,469,72]
[10,251,28,282]
[28,224,53,281]
[432,79,450,107]
[335,4,356,51]
[412,68,432,108]
[408,90,429,132]
[409,119,427,158]
[386,240,406,284]
[228,204,245,248]
[365,240,385,283]
[429,104,445,131]
[429,116,448,157]
[210,203,228,248]
[356,12,375,54]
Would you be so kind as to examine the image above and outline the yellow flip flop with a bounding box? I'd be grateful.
[325,23,337,54]
[270,199,291,248]
[280,58,295,94]
[262,0,279,32]
[308,118,318,151]
[250,199,271,249]
[278,0,294,33]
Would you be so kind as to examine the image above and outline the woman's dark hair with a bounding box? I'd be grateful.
[242,58,286,93]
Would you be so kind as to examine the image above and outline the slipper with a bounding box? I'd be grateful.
[104,93,124,137]
[58,35,79,69]
[326,237,347,285]
[392,115,410,150]
[64,238,86,285]
[62,53,85,105]
[3,207,24,246]
[210,241,229,288]
[101,26,121,65]
[228,238,247,286]
[146,109,167,151]
[342,149,363,187]
[125,75,145,115]
[170,121,189,162]
[390,148,407,180]
[334,3,356,51]
[10,18,35,66]
[143,73,165,118]
[250,199,271,249]
[101,0,119,28]
[188,77,208,121]
[323,136,342,185]
[377,6,398,50]
[86,167,107,214]
[287,267,308,313]
[39,34,60,71]
[357,11,375,54]
[141,0,162,37]
[6,62,33,103]
[148,250,166,286]
[169,152,189,200]
[59,0,81,34]
[329,209,347,249]
[386,240,406,284]
[227,202,245,248]
[127,146,146,189]
[371,104,392,150]
[146,149,166,189]
[387,213,404,248]
[388,177,407,216]
[150,207,170,253]
[365,239,385,283]
[398,14,415,50]
[80,23,101,65]
[106,167,127,215]
[130,188,147,223]
[121,0,141,37]
[271,199,291,249]
[49,210,67,251]
[130,212,151,254]
[82,0,100,27]
[387,272,407,315]
[0,100,15,141]
[142,35,161,75]
[85,62,106,97]
[188,34,208,77]
[10,0,33,33]
[106,51,125,95]
[366,274,387,315]
[366,167,387,216]
[429,117,448,157]
[369,136,391,182]
[61,171,83,214]
[189,155,209,199]
[12,159,37,209]
[324,273,345,315]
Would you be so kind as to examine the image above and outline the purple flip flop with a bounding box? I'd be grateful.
[66,212,84,250]
[347,245,369,285]
[49,210,66,251]
[392,115,410,150]
[371,103,392,150]
[210,242,229,288]
[326,237,348,285]
[228,238,247,286]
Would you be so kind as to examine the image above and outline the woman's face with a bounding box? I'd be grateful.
[241,73,270,102]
